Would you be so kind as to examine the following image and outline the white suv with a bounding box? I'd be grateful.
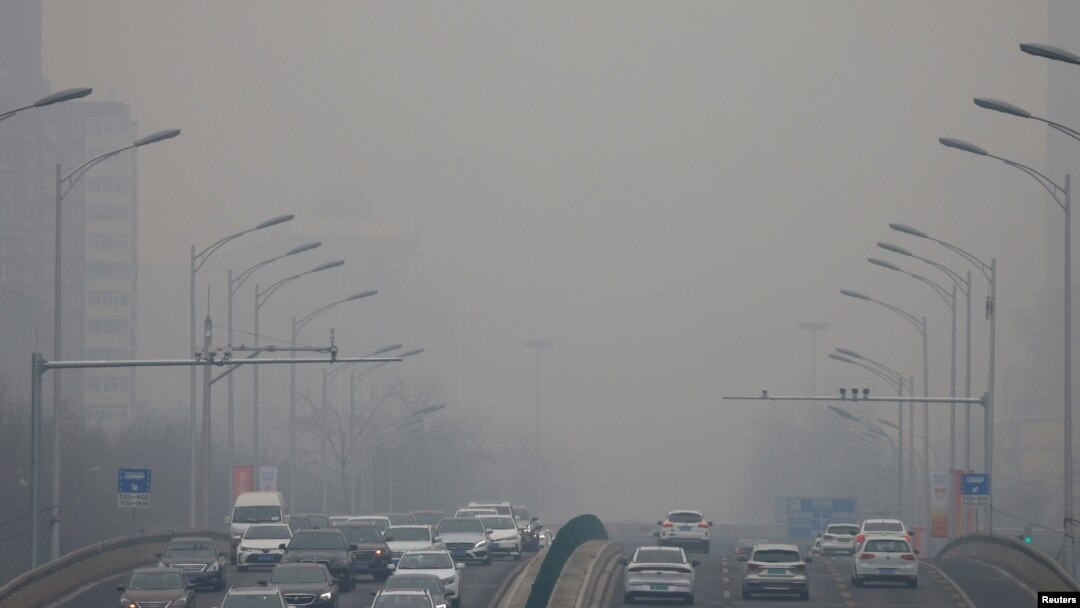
[657,510,712,554]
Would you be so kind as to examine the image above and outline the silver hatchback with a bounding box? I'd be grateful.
[739,543,811,601]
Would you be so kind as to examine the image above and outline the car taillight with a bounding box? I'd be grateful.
[698,522,709,528]
[662,522,673,528]
[746,563,765,572]
[792,564,807,572]
[855,534,865,545]
[823,535,834,540]
[858,553,876,560]
[900,554,916,561]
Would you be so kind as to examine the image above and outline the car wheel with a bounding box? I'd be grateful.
[852,575,862,588]
[702,541,710,554]
[741,587,751,600]
[624,593,635,604]
[684,593,694,605]
[907,578,918,589]
[451,598,461,608]
[482,556,492,566]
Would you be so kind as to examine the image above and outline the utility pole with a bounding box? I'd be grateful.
[798,322,830,394]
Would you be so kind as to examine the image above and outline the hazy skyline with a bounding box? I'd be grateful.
[33,1,1056,520]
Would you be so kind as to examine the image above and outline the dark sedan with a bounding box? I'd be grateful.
[117,567,194,608]
[263,563,339,608]
[280,529,356,591]
[157,536,227,591]
[336,522,393,582]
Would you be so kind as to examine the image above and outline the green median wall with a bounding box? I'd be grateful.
[525,514,608,608]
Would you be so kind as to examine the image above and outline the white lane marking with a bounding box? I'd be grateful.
[969,559,1038,601]
[723,589,731,599]
[721,568,728,574]
[920,561,979,608]
[722,576,729,583]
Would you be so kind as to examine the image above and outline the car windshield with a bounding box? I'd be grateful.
[827,525,859,536]
[865,539,912,553]
[289,516,312,529]
[383,514,413,525]
[411,512,445,526]
[438,519,483,534]
[270,567,329,584]
[865,522,905,532]
[635,550,684,564]
[222,594,285,607]
[398,553,453,570]
[164,542,216,557]
[457,510,493,518]
[340,526,383,543]
[128,572,184,590]
[384,576,443,596]
[290,532,345,550]
[514,507,529,520]
[478,516,516,530]
[233,506,282,524]
[352,518,390,532]
[388,527,430,541]
[667,512,703,524]
[245,525,291,540]
[374,595,432,608]
[752,549,801,563]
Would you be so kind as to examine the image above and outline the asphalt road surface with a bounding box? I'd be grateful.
[54,554,527,608]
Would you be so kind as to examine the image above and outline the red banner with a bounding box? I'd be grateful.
[233,465,254,502]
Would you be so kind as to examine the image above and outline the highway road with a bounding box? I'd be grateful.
[53,554,527,608]
[607,546,1027,608]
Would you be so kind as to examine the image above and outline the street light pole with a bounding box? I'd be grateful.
[798,322,830,394]
[51,127,179,558]
[189,213,293,527]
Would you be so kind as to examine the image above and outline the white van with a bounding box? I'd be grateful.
[226,491,287,563]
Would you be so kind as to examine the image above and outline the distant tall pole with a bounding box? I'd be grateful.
[965,270,973,470]
[798,322,830,394]
[524,340,553,447]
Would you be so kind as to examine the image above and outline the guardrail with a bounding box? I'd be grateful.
[0,529,229,607]
[937,532,1079,592]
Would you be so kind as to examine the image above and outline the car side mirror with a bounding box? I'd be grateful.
[692,560,701,567]
[708,521,714,526]
[737,555,747,562]
[433,536,441,543]
[385,536,395,542]
[257,580,268,587]
[218,552,226,558]
[116,585,125,592]
[186,586,195,593]
[656,521,663,526]
[387,564,396,571]
[804,557,813,563]
[371,590,379,596]
[279,543,287,551]
[531,517,539,522]
[652,531,660,538]
[349,544,359,551]
[908,530,916,536]
[456,563,465,570]
[154,552,162,558]
[914,550,920,555]
[486,529,493,534]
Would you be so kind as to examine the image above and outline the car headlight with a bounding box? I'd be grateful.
[319,591,333,600]
[474,539,488,548]
[120,598,136,608]
[157,561,166,568]
[441,576,455,585]
[173,598,188,607]
[374,548,385,555]
[206,561,220,572]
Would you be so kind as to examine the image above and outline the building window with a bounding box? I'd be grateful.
[86,318,128,335]
[87,206,131,221]
[86,291,129,306]
[86,263,133,279]
[88,234,130,250]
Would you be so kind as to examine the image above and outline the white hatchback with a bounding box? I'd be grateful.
[621,546,699,605]
[851,535,918,588]
[657,510,712,554]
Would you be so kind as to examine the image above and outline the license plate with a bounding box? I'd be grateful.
[879,568,897,575]
[258,554,275,561]
[767,568,787,575]
[678,526,692,532]
[649,584,668,591]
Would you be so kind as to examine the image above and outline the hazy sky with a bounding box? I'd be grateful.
[41,1,1053,520]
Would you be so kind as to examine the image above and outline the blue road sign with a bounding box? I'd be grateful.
[784,497,857,538]
[961,473,989,496]
[118,468,151,494]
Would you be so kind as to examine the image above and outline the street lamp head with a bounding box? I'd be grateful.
[285,241,321,256]
[399,348,425,358]
[256,214,295,230]
[889,223,929,239]
[34,87,92,107]
[414,403,448,417]
[827,405,859,421]
[868,257,902,272]
[840,289,871,301]
[828,353,855,364]
[311,260,345,273]
[1020,42,1080,65]
[835,347,864,359]
[877,242,913,257]
[974,97,1032,119]
[134,128,182,147]
[369,344,403,356]
[347,289,378,301]
[939,137,988,156]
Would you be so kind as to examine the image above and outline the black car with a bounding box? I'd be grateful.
[280,529,356,591]
[157,536,227,591]
[262,563,339,608]
[336,522,393,581]
[289,513,333,532]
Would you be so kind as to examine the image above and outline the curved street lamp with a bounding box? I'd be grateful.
[0,86,92,122]
[46,125,181,561]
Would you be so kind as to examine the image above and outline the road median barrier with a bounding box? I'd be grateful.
[0,529,229,607]
[937,532,1079,592]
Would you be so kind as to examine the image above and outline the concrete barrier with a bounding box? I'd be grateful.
[491,549,550,608]
[937,532,1079,592]
[547,540,624,608]
[0,529,229,608]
